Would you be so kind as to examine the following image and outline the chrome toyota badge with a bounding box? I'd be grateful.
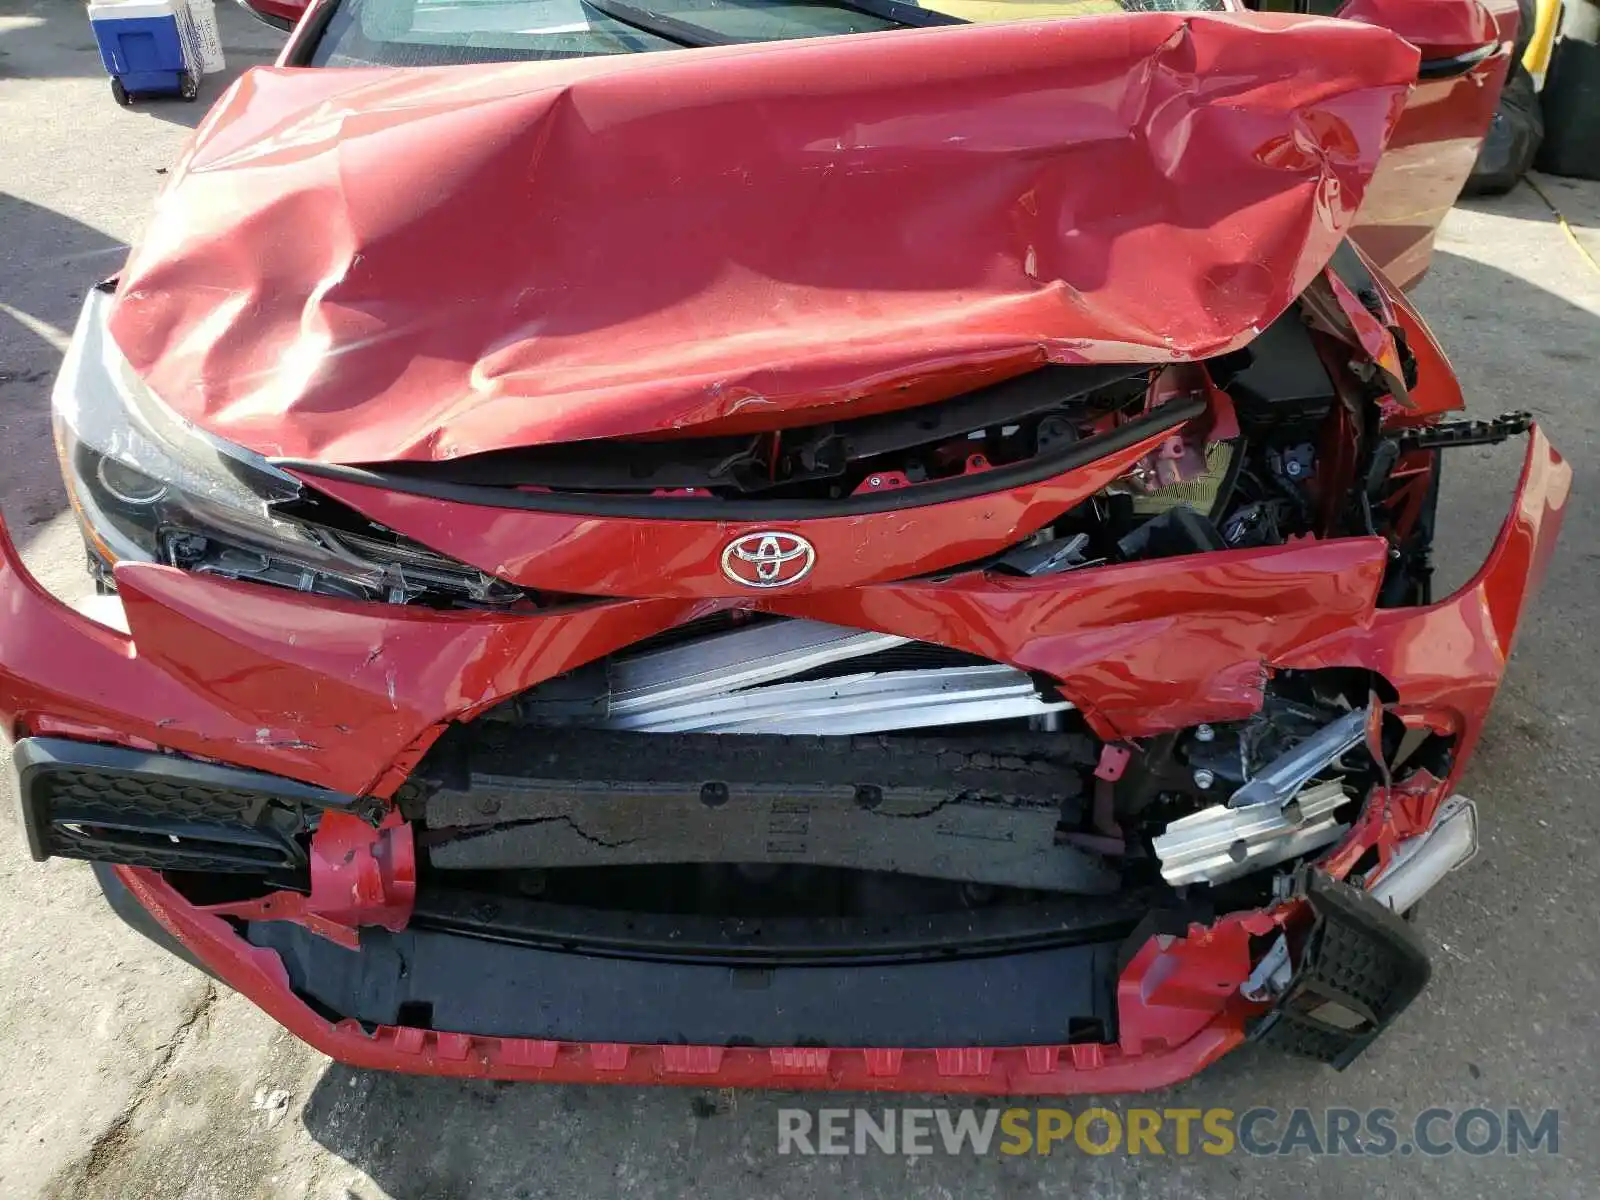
[721,532,816,588]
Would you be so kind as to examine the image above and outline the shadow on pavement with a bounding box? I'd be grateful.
[0,0,283,124]
[301,1063,798,1199]
[0,0,281,546]
[0,0,117,81]
[0,195,124,540]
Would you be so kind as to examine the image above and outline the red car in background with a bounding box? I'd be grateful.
[2,0,1566,1093]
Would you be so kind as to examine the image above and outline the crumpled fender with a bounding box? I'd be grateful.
[108,13,1419,464]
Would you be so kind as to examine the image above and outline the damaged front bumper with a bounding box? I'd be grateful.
[0,427,1569,1092]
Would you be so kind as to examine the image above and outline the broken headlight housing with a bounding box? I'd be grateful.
[51,289,529,607]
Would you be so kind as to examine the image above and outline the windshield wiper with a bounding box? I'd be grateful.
[583,0,965,47]
[580,0,748,45]
[821,0,965,27]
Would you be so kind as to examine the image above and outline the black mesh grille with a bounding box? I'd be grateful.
[42,835,287,874]
[40,769,267,825]
[13,739,337,875]
[1253,874,1431,1068]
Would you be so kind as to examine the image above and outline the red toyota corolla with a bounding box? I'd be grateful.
[1,0,1568,1092]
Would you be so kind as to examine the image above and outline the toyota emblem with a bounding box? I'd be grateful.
[721,531,816,588]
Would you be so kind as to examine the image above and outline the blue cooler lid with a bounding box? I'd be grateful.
[88,0,179,19]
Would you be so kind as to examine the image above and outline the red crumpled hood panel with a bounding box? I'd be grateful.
[108,13,1418,464]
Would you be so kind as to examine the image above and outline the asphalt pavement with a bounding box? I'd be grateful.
[1,2,1598,1196]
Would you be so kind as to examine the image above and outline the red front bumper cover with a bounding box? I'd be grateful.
[0,426,1568,1092]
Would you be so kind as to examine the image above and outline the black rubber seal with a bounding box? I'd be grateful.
[408,887,1154,966]
[1417,42,1499,80]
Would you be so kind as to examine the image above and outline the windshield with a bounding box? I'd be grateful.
[310,0,1226,67]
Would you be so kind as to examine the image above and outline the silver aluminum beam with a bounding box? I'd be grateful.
[599,664,1071,735]
[1153,779,1350,886]
[608,620,908,716]
[1229,708,1369,808]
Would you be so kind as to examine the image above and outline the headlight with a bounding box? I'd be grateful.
[52,288,530,608]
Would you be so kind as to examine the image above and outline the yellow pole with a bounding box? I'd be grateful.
[1525,0,1561,80]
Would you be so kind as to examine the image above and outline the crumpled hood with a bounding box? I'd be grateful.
[108,12,1418,465]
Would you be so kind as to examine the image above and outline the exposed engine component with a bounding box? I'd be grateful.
[992,531,1094,576]
[1230,707,1371,808]
[1209,309,1336,433]
[376,364,1151,501]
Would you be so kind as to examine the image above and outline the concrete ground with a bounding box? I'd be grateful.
[1,2,1597,1196]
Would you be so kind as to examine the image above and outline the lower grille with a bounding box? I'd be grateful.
[11,737,352,873]
[1252,872,1432,1068]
